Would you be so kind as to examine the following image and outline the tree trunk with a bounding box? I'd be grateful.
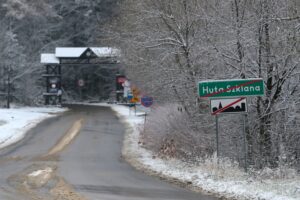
[258,0,274,168]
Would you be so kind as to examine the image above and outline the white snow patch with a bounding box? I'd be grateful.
[0,120,6,126]
[41,53,60,64]
[111,104,300,200]
[0,107,67,149]
[55,47,87,58]
[28,167,53,177]
[55,47,120,58]
[90,47,120,58]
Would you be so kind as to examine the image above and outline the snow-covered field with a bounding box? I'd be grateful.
[111,104,300,200]
[0,107,67,149]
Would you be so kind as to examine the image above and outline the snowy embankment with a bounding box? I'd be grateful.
[111,104,300,200]
[0,107,67,149]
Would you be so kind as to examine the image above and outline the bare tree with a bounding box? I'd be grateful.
[112,0,300,169]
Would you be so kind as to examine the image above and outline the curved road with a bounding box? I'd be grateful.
[0,105,219,200]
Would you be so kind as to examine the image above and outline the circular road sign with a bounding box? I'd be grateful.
[141,96,153,107]
[78,79,85,87]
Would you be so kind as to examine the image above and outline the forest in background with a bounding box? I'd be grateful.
[0,0,299,172]
[0,0,121,105]
[107,0,300,171]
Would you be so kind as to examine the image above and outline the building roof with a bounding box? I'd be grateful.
[55,47,120,58]
[41,47,120,64]
[90,47,120,58]
[41,53,60,64]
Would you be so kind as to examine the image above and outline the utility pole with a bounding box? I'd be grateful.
[6,66,11,109]
[7,17,12,109]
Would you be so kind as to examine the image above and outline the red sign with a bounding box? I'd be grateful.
[117,77,126,83]
[211,97,246,115]
[141,96,153,107]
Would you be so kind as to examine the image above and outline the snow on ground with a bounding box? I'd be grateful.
[111,104,300,200]
[0,106,67,149]
[7,103,297,200]
[28,167,53,177]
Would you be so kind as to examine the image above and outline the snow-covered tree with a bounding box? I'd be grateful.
[112,0,300,169]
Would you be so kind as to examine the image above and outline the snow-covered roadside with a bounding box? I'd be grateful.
[111,104,300,200]
[0,107,67,149]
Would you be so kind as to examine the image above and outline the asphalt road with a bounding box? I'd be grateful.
[0,105,219,200]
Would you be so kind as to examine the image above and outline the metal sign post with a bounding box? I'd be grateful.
[215,114,219,158]
[243,114,248,172]
[78,79,84,101]
[143,113,147,132]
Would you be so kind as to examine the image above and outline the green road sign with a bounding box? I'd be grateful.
[198,79,264,98]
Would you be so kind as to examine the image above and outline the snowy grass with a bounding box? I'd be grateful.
[0,120,6,126]
[111,104,300,200]
[0,106,67,149]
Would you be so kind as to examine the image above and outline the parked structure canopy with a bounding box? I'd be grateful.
[41,47,120,64]
[40,47,120,105]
